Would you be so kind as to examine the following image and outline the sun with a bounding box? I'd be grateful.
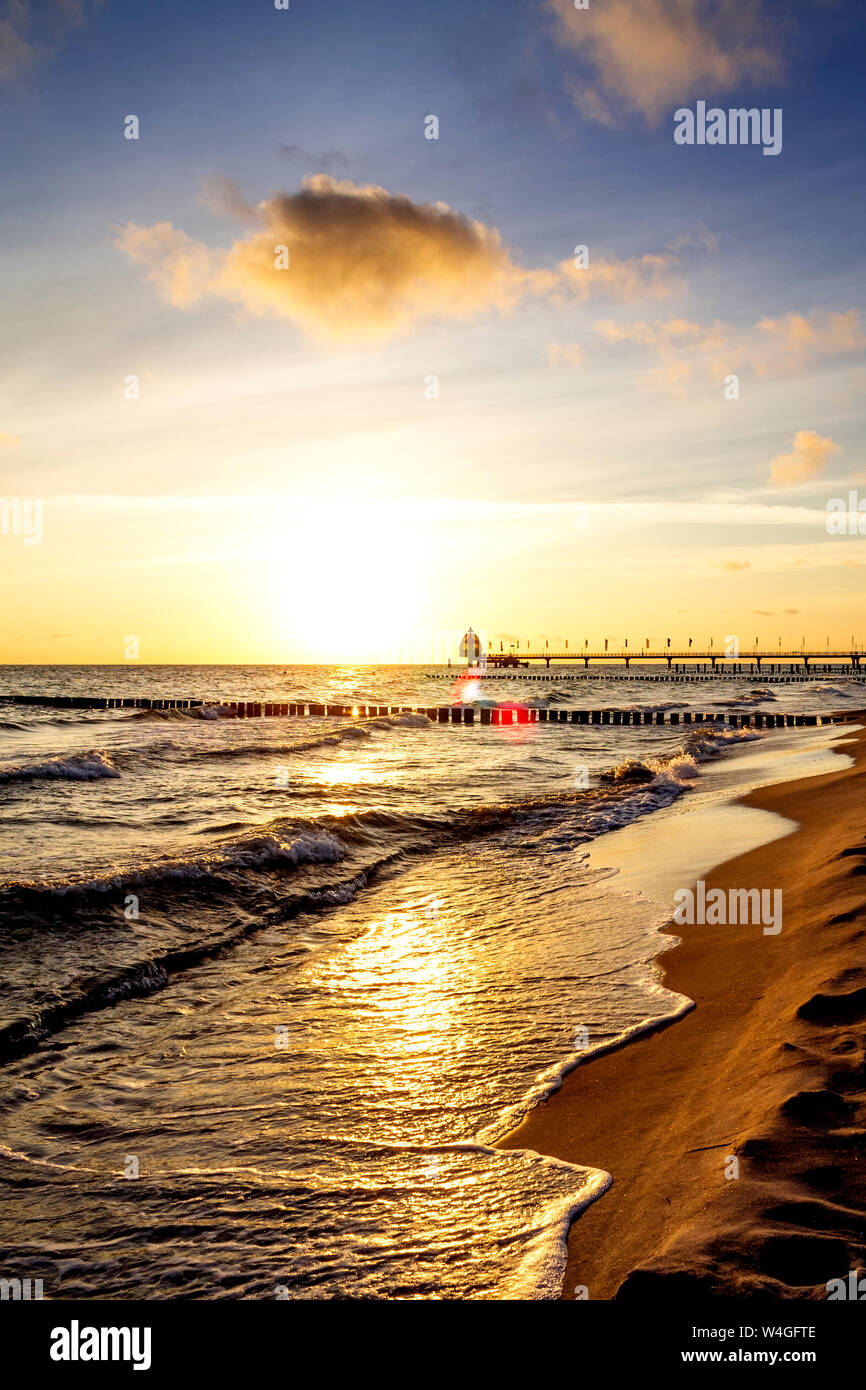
[263,500,427,662]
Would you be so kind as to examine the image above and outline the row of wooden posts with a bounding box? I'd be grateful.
[1,694,859,729]
[436,670,866,684]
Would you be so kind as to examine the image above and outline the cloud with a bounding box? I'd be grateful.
[279,144,350,175]
[558,250,682,302]
[757,310,866,364]
[770,429,842,485]
[117,176,559,343]
[116,222,217,309]
[199,175,260,225]
[722,560,751,571]
[0,431,19,447]
[594,310,865,392]
[0,1,35,78]
[117,176,683,345]
[666,225,720,257]
[593,315,730,392]
[549,0,783,125]
[48,494,835,531]
[547,342,585,367]
[0,0,93,80]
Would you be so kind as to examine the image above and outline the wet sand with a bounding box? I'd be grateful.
[499,726,866,1299]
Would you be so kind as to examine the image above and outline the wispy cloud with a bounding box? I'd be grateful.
[48,494,835,530]
[665,225,720,257]
[758,310,865,362]
[549,0,783,126]
[593,310,865,391]
[547,342,584,367]
[0,0,94,80]
[279,144,350,175]
[558,250,682,302]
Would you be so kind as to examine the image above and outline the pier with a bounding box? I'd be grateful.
[485,648,864,671]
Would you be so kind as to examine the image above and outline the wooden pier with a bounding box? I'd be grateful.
[485,648,864,672]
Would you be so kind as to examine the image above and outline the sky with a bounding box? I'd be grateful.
[0,0,864,664]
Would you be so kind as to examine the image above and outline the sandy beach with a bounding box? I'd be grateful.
[499,725,866,1299]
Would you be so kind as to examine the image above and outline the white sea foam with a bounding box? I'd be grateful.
[0,750,120,783]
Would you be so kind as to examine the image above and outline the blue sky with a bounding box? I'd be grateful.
[1,0,864,661]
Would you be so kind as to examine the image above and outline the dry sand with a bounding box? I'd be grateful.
[498,726,866,1299]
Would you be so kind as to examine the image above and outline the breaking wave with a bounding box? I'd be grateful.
[0,751,120,784]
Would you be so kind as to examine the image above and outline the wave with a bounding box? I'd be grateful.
[2,729,748,907]
[809,684,856,698]
[126,704,238,722]
[619,700,689,714]
[710,688,777,709]
[0,816,403,1061]
[1,827,348,903]
[106,714,431,772]
[0,725,760,1061]
[600,725,757,790]
[0,861,385,1064]
[180,727,375,765]
[478,985,695,1146]
[0,750,119,784]
[191,717,425,762]
[520,687,572,705]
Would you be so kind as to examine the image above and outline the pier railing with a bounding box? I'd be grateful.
[486,649,863,671]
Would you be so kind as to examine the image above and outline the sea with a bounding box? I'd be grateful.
[0,664,862,1300]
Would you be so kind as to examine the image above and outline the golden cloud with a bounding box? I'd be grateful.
[116,176,686,344]
[550,0,783,125]
[757,310,866,363]
[0,431,19,447]
[770,430,841,486]
[116,176,557,344]
[558,250,682,302]
[116,222,217,309]
[594,310,865,392]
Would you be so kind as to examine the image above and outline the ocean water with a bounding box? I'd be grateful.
[0,665,862,1299]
